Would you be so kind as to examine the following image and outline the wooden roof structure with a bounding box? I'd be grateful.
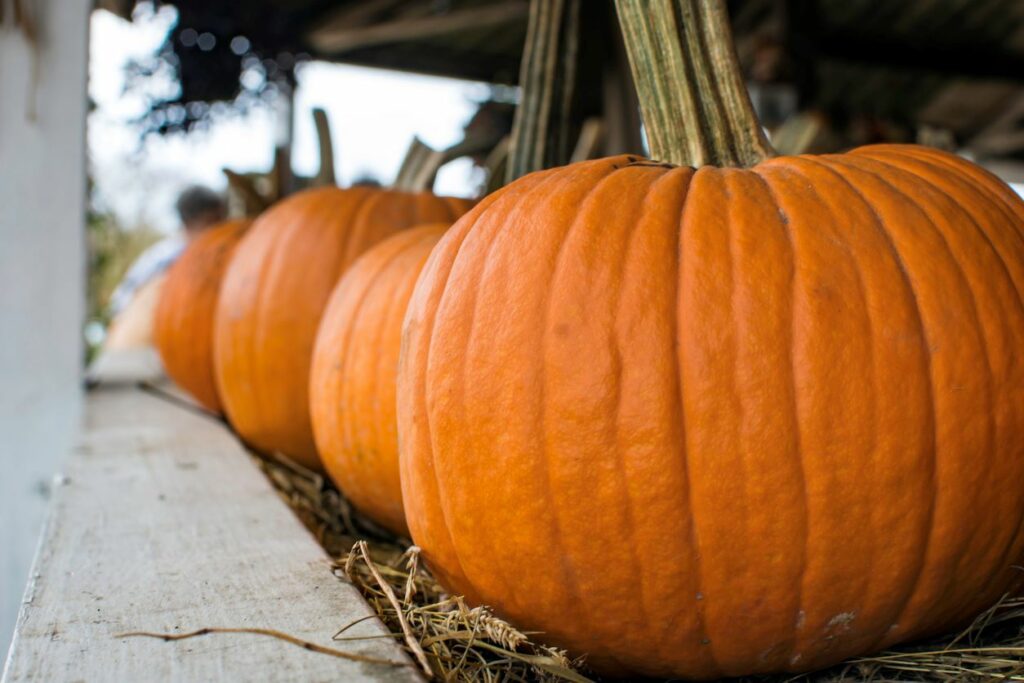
[97,0,1024,165]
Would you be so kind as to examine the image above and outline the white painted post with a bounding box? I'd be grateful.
[0,0,89,656]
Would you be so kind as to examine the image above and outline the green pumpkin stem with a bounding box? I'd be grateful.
[506,0,581,181]
[615,0,776,168]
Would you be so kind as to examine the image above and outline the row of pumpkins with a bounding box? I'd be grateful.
[152,150,1024,681]
[154,187,471,537]
[148,2,1024,678]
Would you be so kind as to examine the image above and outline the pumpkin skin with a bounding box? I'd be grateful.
[310,223,448,536]
[398,147,1024,678]
[216,187,471,470]
[153,219,250,413]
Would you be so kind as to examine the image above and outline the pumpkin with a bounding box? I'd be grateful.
[153,219,250,413]
[215,186,471,470]
[103,273,167,352]
[310,223,449,536]
[396,1,1024,678]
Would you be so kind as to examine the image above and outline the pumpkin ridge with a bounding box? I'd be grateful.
[421,210,504,599]
[244,215,286,445]
[841,154,1019,628]
[599,164,684,665]
[207,222,249,410]
[682,168,808,671]
[539,163,654,654]
[862,146,1024,232]
[860,154,1024,323]
[315,229,416,532]
[866,151,1024,277]
[419,169,562,605]
[854,155,1024,593]
[778,161,892,655]
[401,222,477,595]
[916,148,1024,239]
[688,166,745,671]
[342,190,392,269]
[453,164,604,623]
[155,220,249,413]
[814,155,993,648]
[364,235,430,529]
[256,193,350,456]
[677,167,737,675]
[745,166,810,664]
[368,236,432,519]
[244,196,305,450]
[876,155,1020,627]
[787,157,940,651]
[814,157,950,638]
[622,166,703,663]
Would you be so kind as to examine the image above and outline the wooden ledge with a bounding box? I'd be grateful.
[3,352,420,682]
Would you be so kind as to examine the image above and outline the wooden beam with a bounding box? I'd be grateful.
[312,0,407,32]
[570,117,605,163]
[324,45,522,85]
[3,355,419,682]
[965,91,1024,156]
[482,135,511,195]
[813,30,1024,84]
[308,1,529,54]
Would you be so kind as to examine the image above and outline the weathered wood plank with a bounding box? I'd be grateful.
[308,1,528,54]
[3,371,419,682]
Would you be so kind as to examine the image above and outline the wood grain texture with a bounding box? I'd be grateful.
[3,358,420,683]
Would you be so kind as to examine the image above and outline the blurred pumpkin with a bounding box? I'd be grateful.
[103,274,166,351]
[310,223,448,536]
[215,186,471,470]
[153,219,250,413]
[396,0,1024,678]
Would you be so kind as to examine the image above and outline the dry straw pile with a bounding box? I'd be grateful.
[255,451,1024,683]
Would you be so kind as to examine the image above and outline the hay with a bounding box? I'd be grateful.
[254,451,587,682]
[254,451,1024,682]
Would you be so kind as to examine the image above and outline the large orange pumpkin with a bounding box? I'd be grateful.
[215,187,470,470]
[397,2,1024,678]
[153,219,250,413]
[310,223,448,536]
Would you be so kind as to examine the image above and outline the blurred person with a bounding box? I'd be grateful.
[103,185,226,351]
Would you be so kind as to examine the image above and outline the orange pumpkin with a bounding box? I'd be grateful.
[215,186,471,470]
[153,219,250,413]
[397,2,1024,678]
[310,223,448,536]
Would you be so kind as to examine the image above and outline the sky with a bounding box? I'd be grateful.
[89,7,492,233]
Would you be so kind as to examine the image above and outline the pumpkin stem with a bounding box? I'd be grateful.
[615,0,776,168]
[394,136,446,192]
[311,108,337,187]
[506,0,582,180]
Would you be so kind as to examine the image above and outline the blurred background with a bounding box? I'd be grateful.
[3,0,1024,659]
